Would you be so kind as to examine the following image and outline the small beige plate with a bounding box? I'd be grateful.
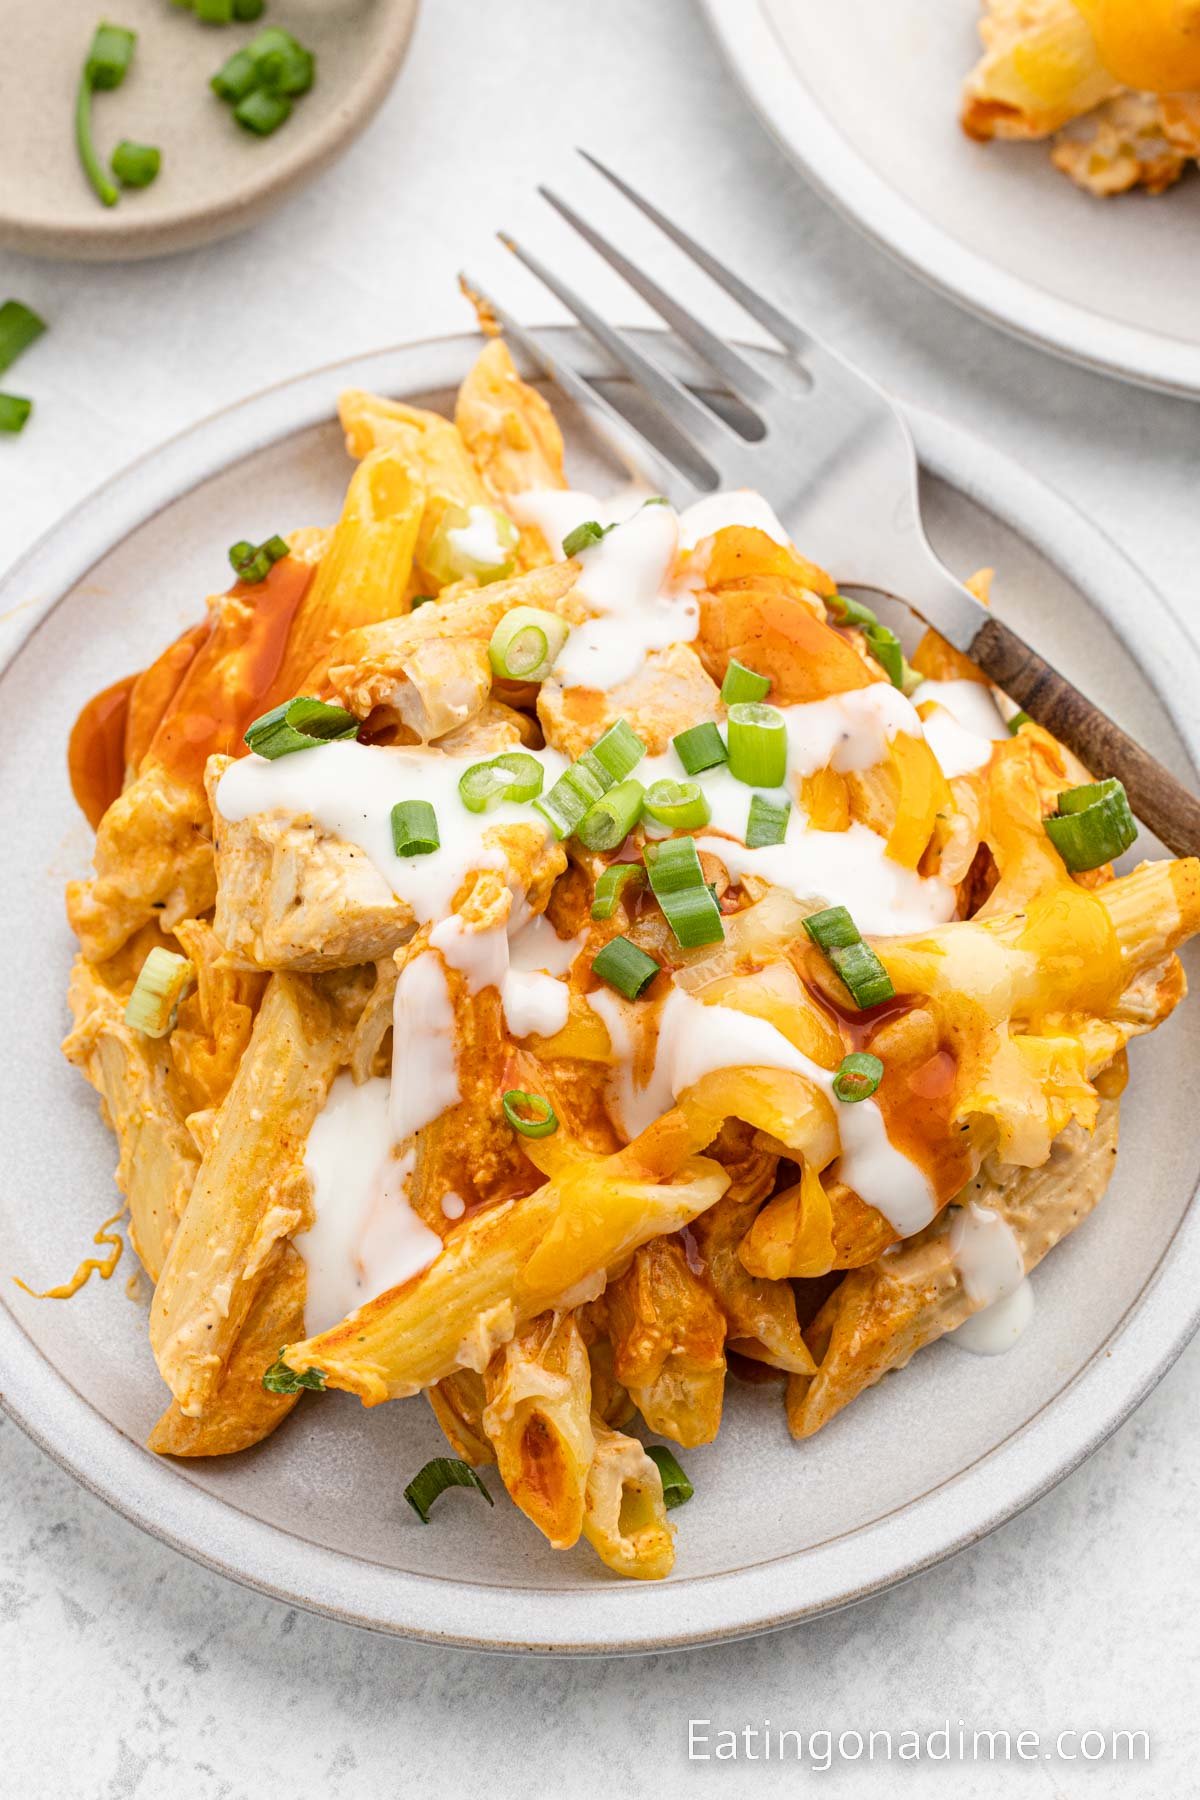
[0,0,418,262]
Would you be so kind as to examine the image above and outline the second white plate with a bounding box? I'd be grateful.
[702,0,1200,399]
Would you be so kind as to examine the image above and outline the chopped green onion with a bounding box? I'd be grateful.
[257,39,314,95]
[644,836,725,948]
[1008,710,1032,734]
[391,800,440,857]
[229,533,290,584]
[0,301,46,376]
[863,622,907,689]
[404,1457,493,1525]
[488,606,569,681]
[501,1089,559,1138]
[425,502,518,588]
[410,594,435,610]
[234,0,266,17]
[124,947,195,1038]
[458,752,544,814]
[0,394,32,434]
[211,47,259,101]
[719,657,771,705]
[592,936,660,999]
[591,862,645,921]
[561,519,608,557]
[86,23,137,88]
[672,721,727,775]
[76,66,117,207]
[827,592,878,630]
[243,695,358,758]
[535,763,603,839]
[196,0,235,18]
[646,1443,693,1509]
[727,702,788,788]
[832,1051,884,1103]
[1043,778,1137,872]
[577,719,646,789]
[235,86,292,135]
[745,793,790,848]
[803,905,895,1010]
[262,1350,326,1395]
[111,140,160,188]
[643,779,711,832]
[577,779,645,852]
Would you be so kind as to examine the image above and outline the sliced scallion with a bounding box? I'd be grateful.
[646,1443,693,1509]
[424,502,518,588]
[576,778,645,852]
[404,1457,494,1525]
[0,394,32,434]
[487,606,569,681]
[577,719,646,789]
[262,1351,326,1395]
[235,86,292,135]
[1008,710,1032,734]
[229,533,290,584]
[832,1051,884,1103]
[727,701,787,788]
[803,904,895,1010]
[672,721,726,775]
[644,836,724,948]
[244,695,358,758]
[457,752,544,814]
[745,793,790,848]
[719,657,771,705]
[1043,778,1136,872]
[124,947,196,1038]
[391,799,440,857]
[111,140,160,188]
[535,763,604,839]
[827,592,878,630]
[86,23,137,88]
[211,47,259,100]
[561,519,608,557]
[644,778,711,832]
[592,935,660,999]
[863,622,906,689]
[501,1089,559,1138]
[0,301,46,376]
[591,862,645,921]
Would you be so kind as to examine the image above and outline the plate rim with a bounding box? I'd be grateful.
[0,0,420,263]
[699,0,1200,401]
[2,327,1199,1654]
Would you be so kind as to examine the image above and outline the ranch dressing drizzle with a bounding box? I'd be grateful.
[675,686,955,934]
[587,986,936,1237]
[295,1074,442,1337]
[294,948,461,1334]
[948,1201,1035,1355]
[216,739,568,926]
[511,487,799,695]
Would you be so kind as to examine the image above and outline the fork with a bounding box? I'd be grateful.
[463,151,1200,860]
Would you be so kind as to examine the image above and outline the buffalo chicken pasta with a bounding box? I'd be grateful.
[961,0,1200,196]
[60,337,1199,1578]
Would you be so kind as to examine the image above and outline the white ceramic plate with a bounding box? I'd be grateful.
[701,0,1200,399]
[1,330,1199,1654]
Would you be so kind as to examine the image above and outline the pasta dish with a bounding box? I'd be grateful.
[961,0,1200,195]
[59,336,1200,1580]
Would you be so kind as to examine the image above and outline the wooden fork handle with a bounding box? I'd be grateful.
[969,614,1200,861]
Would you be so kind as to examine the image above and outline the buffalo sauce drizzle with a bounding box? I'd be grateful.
[804,976,975,1212]
[67,556,317,824]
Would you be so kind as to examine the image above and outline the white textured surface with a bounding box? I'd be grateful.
[2,0,1198,1793]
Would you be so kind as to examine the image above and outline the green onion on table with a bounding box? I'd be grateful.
[0,300,47,437]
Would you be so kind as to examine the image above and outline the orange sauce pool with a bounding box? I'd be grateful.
[68,674,136,828]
